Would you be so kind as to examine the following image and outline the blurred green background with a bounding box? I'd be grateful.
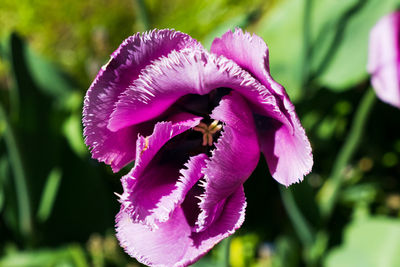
[1,0,400,266]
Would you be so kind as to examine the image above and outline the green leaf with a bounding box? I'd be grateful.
[255,0,354,98]
[273,235,300,267]
[339,183,378,205]
[0,103,32,239]
[62,113,87,157]
[202,12,258,49]
[25,47,75,102]
[192,237,232,267]
[36,167,62,223]
[316,0,399,90]
[9,33,76,108]
[255,0,304,100]
[0,156,9,213]
[191,257,220,267]
[325,217,400,267]
[0,245,89,267]
[255,0,399,96]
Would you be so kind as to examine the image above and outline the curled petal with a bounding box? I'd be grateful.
[108,48,213,131]
[109,47,289,132]
[368,12,400,108]
[120,113,202,228]
[157,153,208,225]
[132,112,202,175]
[116,185,246,267]
[211,28,313,185]
[116,207,191,267]
[211,28,287,99]
[255,115,313,186]
[196,92,259,232]
[258,109,312,186]
[83,29,199,171]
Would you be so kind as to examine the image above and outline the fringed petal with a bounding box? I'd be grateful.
[116,207,192,267]
[151,153,208,226]
[83,29,199,171]
[211,28,287,99]
[108,47,290,132]
[108,48,214,131]
[116,185,246,267]
[211,28,313,185]
[195,92,259,232]
[119,114,202,228]
[180,185,247,266]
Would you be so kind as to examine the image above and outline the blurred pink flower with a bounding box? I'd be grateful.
[368,11,400,108]
[83,29,313,266]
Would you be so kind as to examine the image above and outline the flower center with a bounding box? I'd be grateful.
[193,120,222,146]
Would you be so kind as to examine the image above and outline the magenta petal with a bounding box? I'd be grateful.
[188,185,246,259]
[368,12,400,109]
[256,116,313,186]
[83,29,199,171]
[123,153,208,228]
[120,114,202,227]
[83,28,315,267]
[152,154,208,224]
[116,207,192,267]
[116,185,246,267]
[210,29,297,135]
[211,28,287,98]
[108,48,212,131]
[211,28,313,185]
[131,112,202,179]
[108,47,289,131]
[196,92,259,232]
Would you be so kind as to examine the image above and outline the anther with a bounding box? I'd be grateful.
[193,120,223,146]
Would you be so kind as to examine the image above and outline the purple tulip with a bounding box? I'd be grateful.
[368,11,400,108]
[83,29,313,266]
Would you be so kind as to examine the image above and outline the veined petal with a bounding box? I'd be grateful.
[83,29,199,171]
[210,28,305,126]
[132,112,202,175]
[211,28,313,185]
[108,47,289,132]
[116,185,246,267]
[108,48,213,131]
[368,12,400,108]
[196,92,259,232]
[186,185,246,264]
[124,153,208,228]
[152,154,208,225]
[116,207,191,267]
[211,28,287,99]
[120,114,202,228]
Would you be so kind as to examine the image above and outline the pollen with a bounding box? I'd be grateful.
[140,137,150,155]
[193,120,223,146]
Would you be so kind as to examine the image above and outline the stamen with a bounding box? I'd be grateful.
[210,120,219,129]
[193,120,223,146]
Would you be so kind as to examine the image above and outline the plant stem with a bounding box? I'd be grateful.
[223,235,232,267]
[280,186,314,247]
[0,103,33,241]
[318,87,376,219]
[310,0,366,80]
[302,0,313,91]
